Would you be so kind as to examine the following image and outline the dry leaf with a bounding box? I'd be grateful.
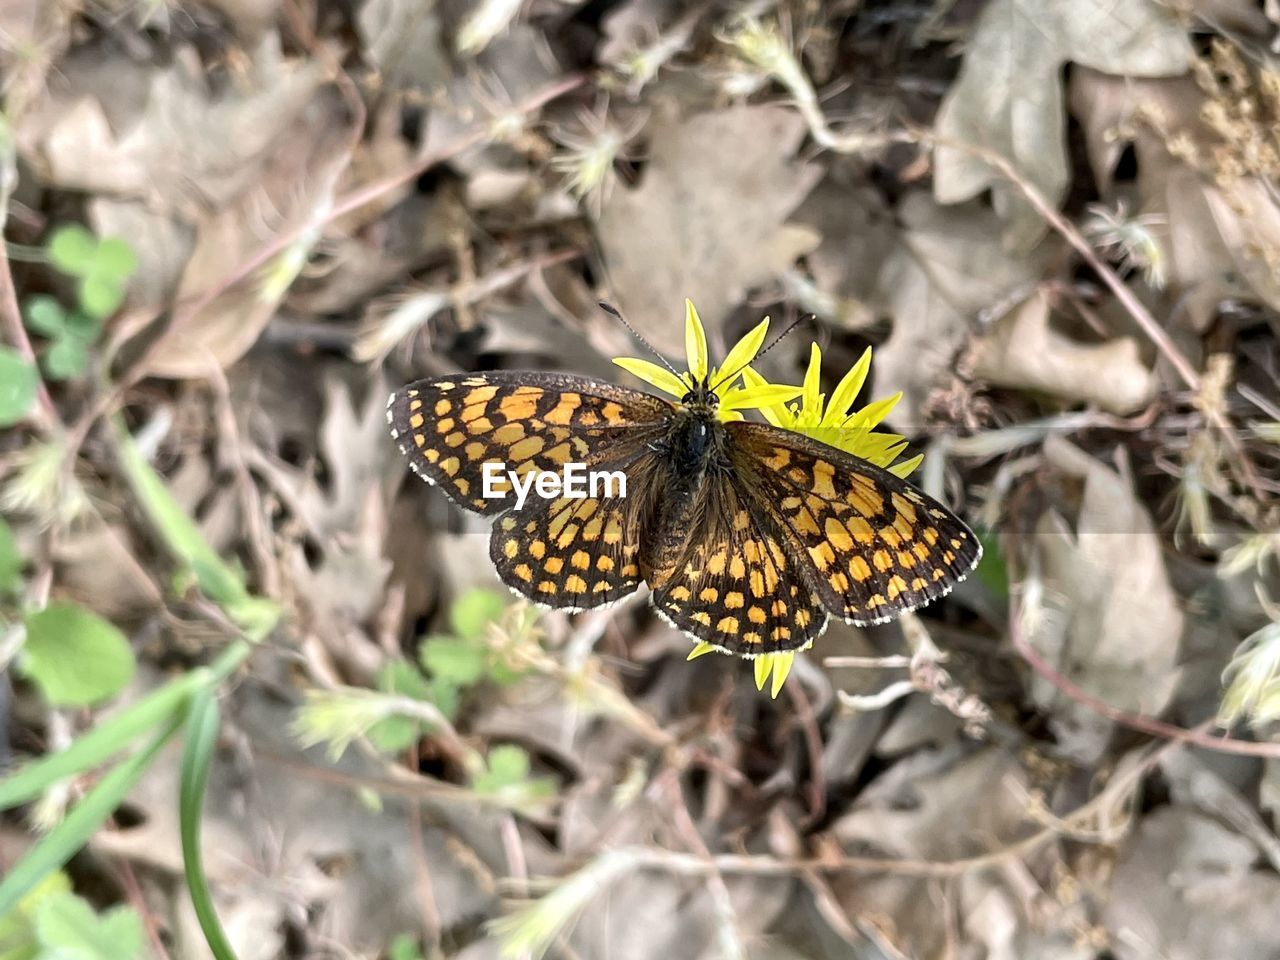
[1027,436,1183,763]
[877,193,1048,427]
[1105,808,1280,959]
[970,289,1158,414]
[1069,68,1255,332]
[934,0,1191,248]
[357,0,449,91]
[597,104,822,354]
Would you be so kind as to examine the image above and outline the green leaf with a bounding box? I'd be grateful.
[426,675,460,721]
[23,296,67,337]
[46,225,97,276]
[388,934,424,960]
[472,744,530,794]
[180,687,239,960]
[0,347,38,427]
[448,587,506,641]
[0,871,70,960]
[0,517,21,596]
[93,238,138,280]
[470,745,556,813]
[487,657,524,687]
[0,668,207,811]
[367,661,433,753]
[20,603,136,707]
[42,336,89,381]
[62,310,103,343]
[974,529,1009,598]
[77,274,123,319]
[33,890,144,960]
[487,744,530,783]
[420,636,486,686]
[0,715,183,918]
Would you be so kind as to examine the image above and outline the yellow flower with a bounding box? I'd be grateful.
[745,342,923,478]
[733,345,923,698]
[625,309,921,701]
[612,299,802,420]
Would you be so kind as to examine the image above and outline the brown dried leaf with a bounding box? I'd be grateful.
[1105,808,1280,959]
[1027,436,1183,762]
[597,104,822,354]
[970,289,1158,414]
[877,194,1048,427]
[934,0,1191,248]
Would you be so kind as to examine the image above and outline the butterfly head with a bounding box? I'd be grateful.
[678,374,720,416]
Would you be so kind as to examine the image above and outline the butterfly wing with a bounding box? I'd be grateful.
[388,371,673,515]
[645,465,830,656]
[490,442,669,610]
[725,420,981,625]
[389,371,674,609]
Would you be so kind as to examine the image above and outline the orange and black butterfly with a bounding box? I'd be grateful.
[387,361,980,658]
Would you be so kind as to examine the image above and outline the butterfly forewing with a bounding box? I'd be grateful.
[726,420,981,626]
[388,372,673,514]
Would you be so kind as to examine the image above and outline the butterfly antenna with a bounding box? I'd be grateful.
[598,301,683,379]
[708,313,813,394]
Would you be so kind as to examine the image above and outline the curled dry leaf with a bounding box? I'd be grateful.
[1026,436,1183,763]
[970,289,1158,415]
[934,0,1191,248]
[1069,68,1257,333]
[357,0,449,91]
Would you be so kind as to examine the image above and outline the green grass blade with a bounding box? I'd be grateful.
[0,671,204,810]
[0,714,184,916]
[179,686,238,960]
[111,419,279,640]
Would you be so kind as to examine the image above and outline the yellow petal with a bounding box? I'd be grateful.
[613,357,688,398]
[719,383,804,412]
[801,343,822,420]
[823,347,872,427]
[888,453,923,479]
[769,651,795,698]
[716,317,771,387]
[685,299,709,382]
[754,654,770,691]
[740,367,791,427]
[687,641,718,660]
[844,392,902,430]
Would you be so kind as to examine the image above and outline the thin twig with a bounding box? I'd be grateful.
[660,773,747,960]
[1008,598,1280,758]
[920,130,1201,391]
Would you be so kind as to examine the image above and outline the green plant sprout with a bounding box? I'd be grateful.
[0,347,38,427]
[45,225,137,319]
[22,295,102,381]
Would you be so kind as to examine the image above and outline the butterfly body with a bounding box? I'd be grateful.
[389,370,980,657]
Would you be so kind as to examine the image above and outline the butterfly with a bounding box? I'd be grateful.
[387,367,981,657]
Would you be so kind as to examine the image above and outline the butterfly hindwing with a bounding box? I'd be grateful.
[726,420,981,625]
[387,372,672,515]
[646,468,829,655]
[490,444,669,610]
